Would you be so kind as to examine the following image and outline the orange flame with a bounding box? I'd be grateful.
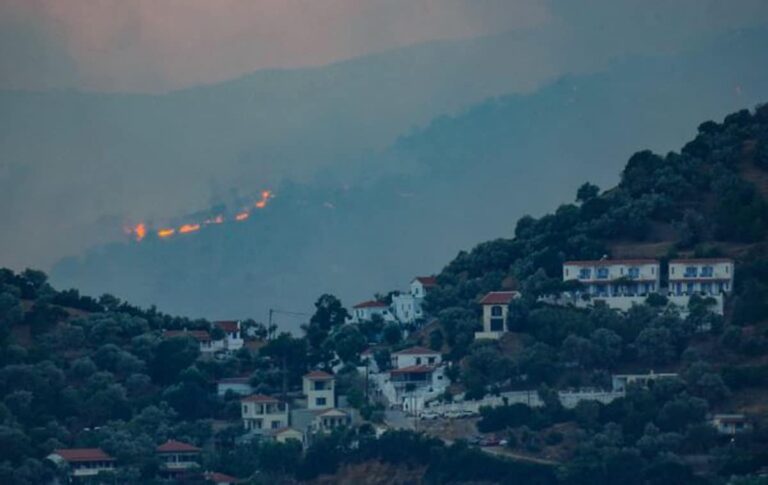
[126,188,272,242]
[131,223,147,242]
[178,223,201,234]
[255,190,273,209]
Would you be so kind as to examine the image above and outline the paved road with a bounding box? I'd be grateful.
[384,409,415,431]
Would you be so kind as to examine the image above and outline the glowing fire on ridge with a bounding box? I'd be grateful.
[127,189,274,242]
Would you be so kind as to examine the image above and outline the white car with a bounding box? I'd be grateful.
[419,411,440,420]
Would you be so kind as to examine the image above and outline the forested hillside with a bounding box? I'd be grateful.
[2,106,768,484]
[414,104,768,482]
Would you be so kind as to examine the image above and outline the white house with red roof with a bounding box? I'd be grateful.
[368,346,447,407]
[47,448,116,478]
[391,346,441,369]
[475,291,521,340]
[668,258,734,315]
[156,440,201,473]
[214,320,244,351]
[391,276,437,324]
[411,276,438,298]
[561,259,661,311]
[303,370,336,410]
[349,300,396,323]
[240,394,289,431]
[163,329,225,354]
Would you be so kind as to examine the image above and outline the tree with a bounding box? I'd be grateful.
[330,325,366,363]
[150,336,200,385]
[635,328,676,366]
[382,323,402,346]
[576,183,600,203]
[429,329,444,351]
[303,295,349,366]
[589,328,622,368]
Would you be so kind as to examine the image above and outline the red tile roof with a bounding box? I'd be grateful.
[563,259,659,266]
[204,471,242,483]
[241,394,280,403]
[215,320,239,333]
[669,258,734,264]
[163,330,211,342]
[393,346,439,355]
[390,365,435,375]
[414,276,438,287]
[353,300,389,309]
[156,440,201,453]
[479,291,520,305]
[304,370,334,380]
[53,448,114,462]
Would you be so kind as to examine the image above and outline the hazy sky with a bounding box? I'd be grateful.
[0,0,550,92]
[3,0,768,93]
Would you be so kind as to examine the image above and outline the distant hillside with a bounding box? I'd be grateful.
[50,29,768,324]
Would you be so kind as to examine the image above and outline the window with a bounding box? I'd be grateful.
[685,266,697,277]
[242,405,248,414]
[428,357,436,365]
[687,283,694,294]
[579,268,592,279]
[701,282,712,294]
[628,267,640,278]
[491,305,503,317]
[701,266,714,277]
[490,318,504,332]
[596,268,609,279]
[316,397,327,406]
[415,357,422,365]
[272,421,281,429]
[314,381,326,390]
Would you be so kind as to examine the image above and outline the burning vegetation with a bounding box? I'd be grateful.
[126,190,273,242]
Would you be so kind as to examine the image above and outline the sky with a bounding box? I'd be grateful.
[2,0,768,320]
[0,0,550,92]
[3,0,768,93]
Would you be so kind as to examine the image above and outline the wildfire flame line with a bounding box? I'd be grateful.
[127,190,273,242]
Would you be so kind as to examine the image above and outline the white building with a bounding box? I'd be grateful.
[156,440,201,473]
[241,394,289,431]
[214,320,244,351]
[217,377,254,397]
[391,346,441,369]
[561,259,661,311]
[349,300,396,323]
[668,258,734,315]
[474,291,520,340]
[411,276,437,299]
[303,371,335,410]
[312,408,352,434]
[709,414,752,435]
[47,448,116,478]
[388,364,447,406]
[611,371,679,392]
[391,276,437,324]
[162,329,225,355]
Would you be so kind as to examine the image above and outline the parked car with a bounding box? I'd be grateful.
[466,436,482,445]
[443,410,463,419]
[480,437,501,447]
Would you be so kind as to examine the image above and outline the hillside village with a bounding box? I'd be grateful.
[1,105,768,484]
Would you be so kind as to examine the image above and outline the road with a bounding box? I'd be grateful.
[384,412,559,466]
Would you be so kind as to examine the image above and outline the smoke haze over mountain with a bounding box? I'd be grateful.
[1,1,768,325]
